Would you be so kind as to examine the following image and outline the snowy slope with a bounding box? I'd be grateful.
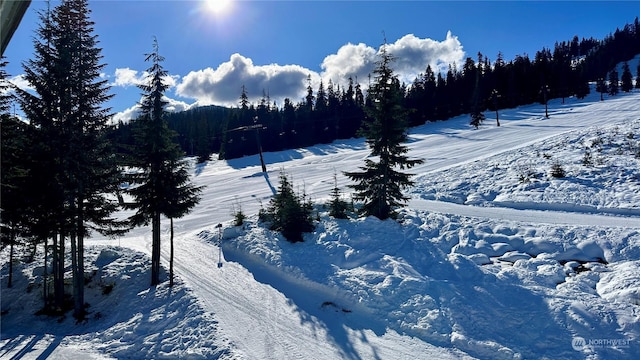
[2,88,640,359]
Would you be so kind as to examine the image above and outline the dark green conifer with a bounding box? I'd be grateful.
[620,62,633,92]
[17,0,126,319]
[260,172,314,242]
[125,38,201,286]
[344,42,423,220]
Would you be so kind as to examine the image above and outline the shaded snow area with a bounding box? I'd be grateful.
[0,247,230,359]
[3,89,640,359]
[218,211,640,360]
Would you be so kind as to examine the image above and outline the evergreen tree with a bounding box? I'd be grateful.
[17,2,68,311]
[608,69,619,96]
[328,172,349,219]
[161,157,203,287]
[344,43,423,220]
[239,84,249,110]
[469,110,485,129]
[315,79,327,113]
[620,62,633,92]
[596,77,607,101]
[0,60,30,289]
[468,56,486,127]
[59,0,128,319]
[574,68,591,99]
[281,97,296,140]
[635,64,640,89]
[260,172,314,242]
[304,74,314,111]
[125,38,192,286]
[354,81,365,108]
[17,0,126,319]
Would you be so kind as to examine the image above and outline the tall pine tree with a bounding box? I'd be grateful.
[125,38,200,286]
[344,42,423,220]
[0,59,30,289]
[17,0,126,319]
[57,0,127,319]
[17,2,68,311]
[608,69,619,96]
[620,62,633,92]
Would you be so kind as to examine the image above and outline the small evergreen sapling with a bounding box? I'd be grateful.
[261,172,314,242]
[620,62,633,92]
[470,111,485,129]
[551,161,566,178]
[328,172,350,219]
[231,199,246,226]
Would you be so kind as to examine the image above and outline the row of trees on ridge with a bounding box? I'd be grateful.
[126,17,640,163]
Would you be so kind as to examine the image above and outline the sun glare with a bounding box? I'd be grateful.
[204,0,233,15]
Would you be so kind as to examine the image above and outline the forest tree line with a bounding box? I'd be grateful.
[118,17,640,163]
[1,0,201,319]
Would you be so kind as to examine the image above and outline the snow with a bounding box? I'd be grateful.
[3,87,640,359]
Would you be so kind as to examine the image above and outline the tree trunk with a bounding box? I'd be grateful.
[52,234,57,309]
[151,211,161,286]
[54,233,65,310]
[8,230,15,288]
[42,235,47,306]
[169,217,174,287]
[73,196,86,320]
[70,225,79,318]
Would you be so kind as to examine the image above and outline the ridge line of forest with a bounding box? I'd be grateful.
[113,18,640,163]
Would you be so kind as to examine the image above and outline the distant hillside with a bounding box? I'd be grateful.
[116,18,640,163]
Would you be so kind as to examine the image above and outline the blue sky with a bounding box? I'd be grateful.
[4,1,639,121]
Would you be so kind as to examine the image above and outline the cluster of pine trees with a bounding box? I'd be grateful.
[149,17,640,162]
[262,42,422,242]
[1,0,200,320]
[114,76,368,163]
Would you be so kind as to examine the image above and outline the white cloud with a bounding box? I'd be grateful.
[112,67,180,89]
[111,95,194,124]
[112,68,145,87]
[164,96,192,113]
[321,32,465,87]
[8,74,34,92]
[167,33,464,108]
[385,31,465,83]
[111,103,141,124]
[320,42,377,85]
[176,53,317,107]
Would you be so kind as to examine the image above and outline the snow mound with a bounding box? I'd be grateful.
[220,205,640,359]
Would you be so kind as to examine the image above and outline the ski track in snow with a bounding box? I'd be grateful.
[3,89,640,359]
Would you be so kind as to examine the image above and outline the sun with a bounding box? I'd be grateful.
[204,0,233,15]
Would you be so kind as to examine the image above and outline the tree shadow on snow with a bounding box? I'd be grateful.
[222,245,387,360]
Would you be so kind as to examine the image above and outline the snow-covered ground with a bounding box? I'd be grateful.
[2,88,640,359]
